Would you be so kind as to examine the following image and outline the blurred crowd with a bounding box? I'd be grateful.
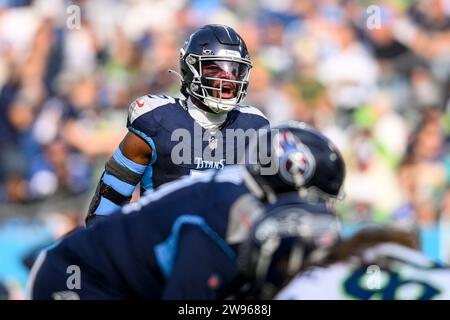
[0,0,449,296]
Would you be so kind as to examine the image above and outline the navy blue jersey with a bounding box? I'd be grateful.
[29,166,265,299]
[126,95,269,191]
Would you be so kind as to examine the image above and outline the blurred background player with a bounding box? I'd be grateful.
[86,24,269,223]
[226,200,341,300]
[27,122,345,299]
[276,226,450,300]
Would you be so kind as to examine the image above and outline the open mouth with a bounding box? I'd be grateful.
[220,82,237,99]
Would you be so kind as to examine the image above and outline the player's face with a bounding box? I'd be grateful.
[202,61,249,99]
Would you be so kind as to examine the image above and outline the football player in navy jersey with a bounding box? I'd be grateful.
[27,122,346,300]
[86,24,269,224]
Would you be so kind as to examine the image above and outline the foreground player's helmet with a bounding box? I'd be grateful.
[235,201,340,299]
[179,24,252,114]
[245,121,346,204]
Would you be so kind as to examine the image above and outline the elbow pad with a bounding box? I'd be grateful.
[87,148,146,222]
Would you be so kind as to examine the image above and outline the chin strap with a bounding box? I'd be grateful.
[204,96,237,114]
[186,97,227,130]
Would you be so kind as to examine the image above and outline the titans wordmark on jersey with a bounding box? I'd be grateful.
[127,95,269,192]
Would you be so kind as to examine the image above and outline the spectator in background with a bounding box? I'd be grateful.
[317,22,378,115]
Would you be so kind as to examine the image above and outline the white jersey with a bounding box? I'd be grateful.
[276,243,450,300]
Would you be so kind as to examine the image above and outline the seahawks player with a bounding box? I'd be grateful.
[27,122,345,300]
[86,24,269,224]
[276,227,450,300]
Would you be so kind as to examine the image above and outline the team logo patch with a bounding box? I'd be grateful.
[277,131,316,186]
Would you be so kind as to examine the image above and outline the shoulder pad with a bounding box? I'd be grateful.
[128,95,176,124]
[235,105,267,119]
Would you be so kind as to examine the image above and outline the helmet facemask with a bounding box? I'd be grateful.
[184,53,252,114]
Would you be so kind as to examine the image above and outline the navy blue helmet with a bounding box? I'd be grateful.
[179,24,252,114]
[245,121,346,204]
[234,199,341,299]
